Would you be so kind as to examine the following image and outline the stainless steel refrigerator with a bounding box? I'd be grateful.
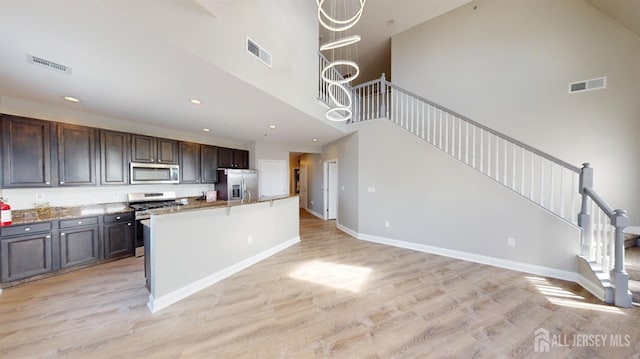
[215,169,258,202]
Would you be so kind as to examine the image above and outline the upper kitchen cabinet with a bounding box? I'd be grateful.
[131,135,178,164]
[218,147,249,169]
[179,143,218,184]
[1,115,54,188]
[200,145,218,183]
[100,130,129,185]
[179,141,201,184]
[57,123,96,186]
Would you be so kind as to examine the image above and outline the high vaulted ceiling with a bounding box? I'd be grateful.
[0,0,470,149]
[1,0,635,149]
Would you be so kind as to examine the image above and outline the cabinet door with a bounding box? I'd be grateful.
[103,221,133,259]
[157,138,178,164]
[217,147,233,168]
[131,134,155,163]
[235,150,249,169]
[100,130,129,185]
[1,115,53,187]
[59,226,99,268]
[200,145,218,183]
[58,124,96,186]
[179,142,200,183]
[1,233,52,282]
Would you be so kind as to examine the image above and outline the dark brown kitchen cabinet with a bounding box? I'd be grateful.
[179,141,201,183]
[131,135,178,164]
[57,123,96,186]
[58,220,100,269]
[103,213,134,259]
[1,115,54,188]
[218,147,249,169]
[0,223,53,282]
[100,130,129,185]
[200,145,218,183]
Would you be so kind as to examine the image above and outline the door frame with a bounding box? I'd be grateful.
[323,159,338,220]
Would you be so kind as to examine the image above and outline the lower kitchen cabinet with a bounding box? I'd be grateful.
[0,226,53,282]
[59,224,100,269]
[103,213,134,259]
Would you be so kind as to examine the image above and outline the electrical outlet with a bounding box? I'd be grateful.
[248,235,253,244]
[385,221,390,228]
[35,193,45,201]
[368,187,376,193]
[507,237,516,247]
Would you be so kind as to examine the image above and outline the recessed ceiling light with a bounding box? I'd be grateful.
[64,96,80,103]
[386,20,395,27]
[269,124,276,129]
[202,128,210,132]
[312,138,319,142]
[189,99,202,105]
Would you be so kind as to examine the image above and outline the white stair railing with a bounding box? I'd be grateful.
[344,71,631,307]
[352,74,581,224]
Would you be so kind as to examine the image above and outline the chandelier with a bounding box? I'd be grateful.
[317,0,366,122]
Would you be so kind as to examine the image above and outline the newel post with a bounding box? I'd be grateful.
[577,163,593,257]
[612,209,632,307]
[379,73,387,119]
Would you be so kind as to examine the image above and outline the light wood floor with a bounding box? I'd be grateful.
[1,210,639,358]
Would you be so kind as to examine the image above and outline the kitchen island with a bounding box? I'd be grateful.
[145,195,299,312]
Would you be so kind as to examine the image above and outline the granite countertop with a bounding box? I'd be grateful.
[147,195,298,216]
[10,203,133,225]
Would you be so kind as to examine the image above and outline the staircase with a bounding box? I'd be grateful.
[318,61,633,307]
[625,231,640,303]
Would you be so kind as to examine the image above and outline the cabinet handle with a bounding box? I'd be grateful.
[77,221,82,225]
[46,235,51,239]
[127,223,132,226]
[60,181,65,184]
[46,181,50,185]
[116,216,121,220]
[61,233,66,236]
[150,158,155,162]
[24,227,30,232]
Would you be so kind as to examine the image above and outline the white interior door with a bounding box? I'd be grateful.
[327,161,338,219]
[299,166,307,209]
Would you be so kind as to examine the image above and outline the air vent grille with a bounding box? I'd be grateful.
[246,37,272,67]
[27,55,72,74]
[569,76,606,94]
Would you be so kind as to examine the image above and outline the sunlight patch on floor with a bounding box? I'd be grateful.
[289,260,372,293]
[526,276,624,314]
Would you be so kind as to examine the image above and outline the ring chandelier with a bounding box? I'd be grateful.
[317,0,366,122]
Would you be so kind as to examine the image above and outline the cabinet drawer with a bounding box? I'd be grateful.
[59,217,99,229]
[103,212,134,223]
[0,222,52,237]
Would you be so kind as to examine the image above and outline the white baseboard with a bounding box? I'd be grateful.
[576,274,606,302]
[355,231,577,283]
[336,223,358,239]
[148,236,300,313]
[305,208,325,220]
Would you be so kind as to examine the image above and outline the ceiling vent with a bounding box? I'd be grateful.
[569,76,606,94]
[246,36,272,68]
[27,55,72,74]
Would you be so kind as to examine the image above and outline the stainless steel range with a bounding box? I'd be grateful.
[128,191,184,256]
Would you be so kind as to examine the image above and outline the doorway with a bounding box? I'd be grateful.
[324,160,338,220]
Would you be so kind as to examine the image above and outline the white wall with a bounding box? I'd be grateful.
[0,96,245,209]
[105,0,326,122]
[391,0,640,223]
[353,119,581,274]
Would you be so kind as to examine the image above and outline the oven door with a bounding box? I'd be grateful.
[130,163,179,184]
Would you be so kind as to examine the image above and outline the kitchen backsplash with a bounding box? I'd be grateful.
[2,184,215,210]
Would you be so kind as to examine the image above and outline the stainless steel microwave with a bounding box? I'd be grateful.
[130,162,179,184]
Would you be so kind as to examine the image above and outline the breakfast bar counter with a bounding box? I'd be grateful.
[145,195,299,312]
